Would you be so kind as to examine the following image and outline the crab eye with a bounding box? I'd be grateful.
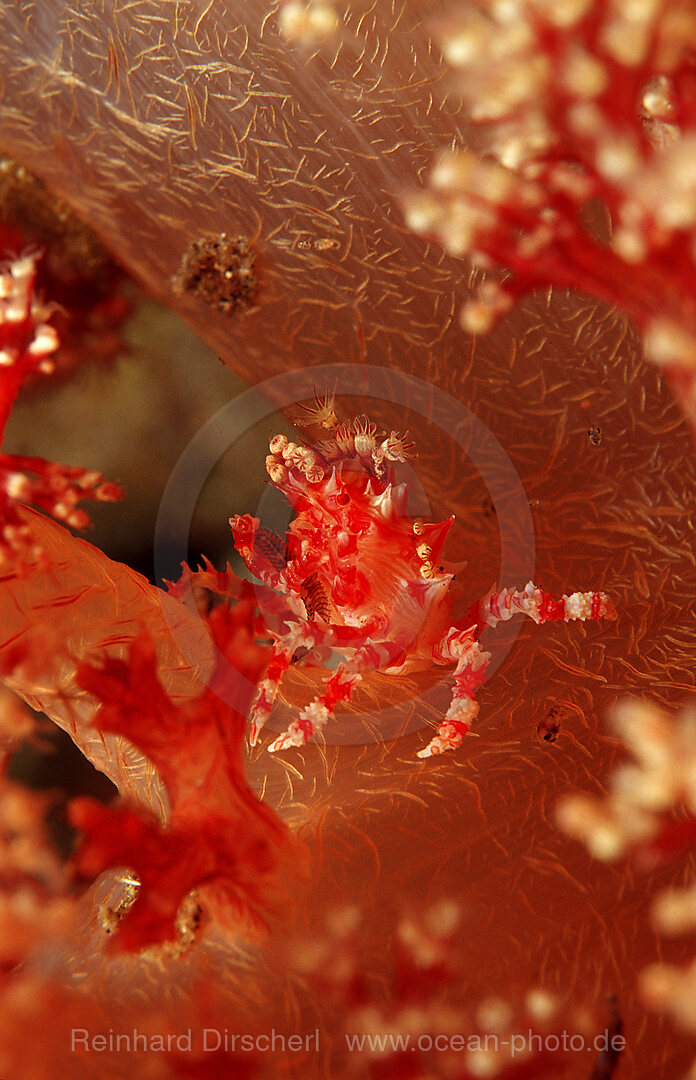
[335,492,350,506]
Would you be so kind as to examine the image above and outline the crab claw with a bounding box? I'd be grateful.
[267,730,302,753]
[417,719,470,759]
[267,702,331,753]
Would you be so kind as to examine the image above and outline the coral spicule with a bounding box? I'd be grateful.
[172,233,258,315]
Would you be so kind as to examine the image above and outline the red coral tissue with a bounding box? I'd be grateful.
[69,598,306,952]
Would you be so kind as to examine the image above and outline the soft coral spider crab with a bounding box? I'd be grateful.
[229,392,615,758]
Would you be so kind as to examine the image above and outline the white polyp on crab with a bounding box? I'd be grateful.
[2,522,23,544]
[440,207,475,259]
[475,997,514,1035]
[333,423,355,456]
[295,447,325,483]
[653,884,696,936]
[293,389,339,430]
[353,416,378,458]
[267,461,288,485]
[371,447,386,476]
[301,447,323,469]
[269,433,288,455]
[516,224,556,260]
[557,797,630,862]
[568,99,604,138]
[316,438,342,463]
[305,462,326,484]
[284,444,308,470]
[613,762,675,813]
[381,431,414,463]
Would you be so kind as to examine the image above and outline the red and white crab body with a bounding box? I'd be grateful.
[230,396,615,757]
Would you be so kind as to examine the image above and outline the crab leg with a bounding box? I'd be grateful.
[248,644,294,746]
[419,583,617,759]
[267,639,407,753]
[249,613,393,747]
[417,626,491,759]
[267,668,360,752]
[470,582,617,631]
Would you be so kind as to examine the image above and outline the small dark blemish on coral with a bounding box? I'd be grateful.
[587,425,603,446]
[537,705,561,743]
[172,233,258,315]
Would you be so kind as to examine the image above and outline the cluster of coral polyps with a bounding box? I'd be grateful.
[558,700,696,1047]
[558,700,696,863]
[293,902,620,1080]
[402,1,696,394]
[0,251,121,569]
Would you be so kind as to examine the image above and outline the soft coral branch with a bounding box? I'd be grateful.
[0,250,121,570]
[0,507,216,816]
[557,700,696,1056]
[69,605,306,952]
[403,1,696,428]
